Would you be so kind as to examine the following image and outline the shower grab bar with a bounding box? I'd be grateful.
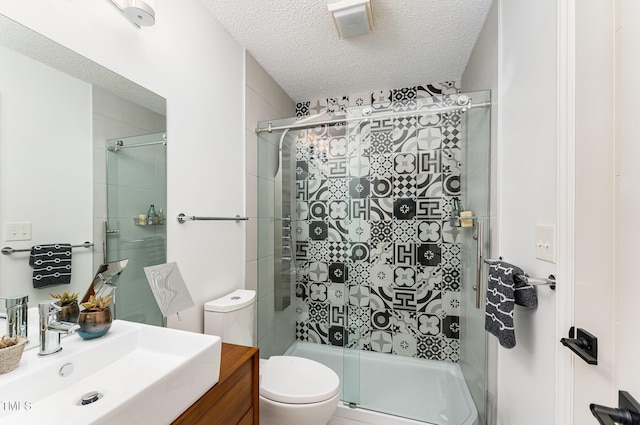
[2,242,93,255]
[255,101,492,134]
[176,213,249,224]
[484,258,556,289]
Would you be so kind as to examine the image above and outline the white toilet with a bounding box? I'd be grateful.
[204,289,341,425]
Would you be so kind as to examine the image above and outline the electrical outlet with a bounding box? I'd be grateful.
[535,225,556,263]
[6,222,32,241]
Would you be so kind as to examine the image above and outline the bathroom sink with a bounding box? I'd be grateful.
[0,320,222,424]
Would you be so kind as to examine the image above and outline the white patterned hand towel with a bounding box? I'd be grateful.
[485,261,537,348]
[29,244,72,288]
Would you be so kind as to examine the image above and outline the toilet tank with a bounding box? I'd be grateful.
[204,289,256,346]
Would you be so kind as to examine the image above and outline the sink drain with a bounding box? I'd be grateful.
[79,391,103,406]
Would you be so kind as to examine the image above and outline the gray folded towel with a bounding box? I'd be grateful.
[485,261,537,348]
[29,244,72,288]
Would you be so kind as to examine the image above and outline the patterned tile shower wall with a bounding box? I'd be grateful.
[292,82,463,362]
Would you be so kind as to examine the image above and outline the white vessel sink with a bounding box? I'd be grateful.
[0,320,221,424]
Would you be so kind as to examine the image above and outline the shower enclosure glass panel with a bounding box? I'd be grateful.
[105,132,167,327]
[256,89,491,425]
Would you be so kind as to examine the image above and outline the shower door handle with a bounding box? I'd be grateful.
[475,220,484,309]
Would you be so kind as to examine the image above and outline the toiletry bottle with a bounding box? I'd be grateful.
[147,204,156,225]
[452,198,461,227]
[156,208,164,225]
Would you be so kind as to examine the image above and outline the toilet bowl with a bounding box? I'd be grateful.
[204,290,341,425]
[259,356,341,425]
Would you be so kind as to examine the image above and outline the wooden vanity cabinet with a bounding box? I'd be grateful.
[172,343,259,425]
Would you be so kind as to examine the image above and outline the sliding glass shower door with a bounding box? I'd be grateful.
[256,89,491,424]
[105,132,167,327]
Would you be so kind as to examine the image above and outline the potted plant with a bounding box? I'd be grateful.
[77,295,113,340]
[50,290,80,323]
[0,335,27,374]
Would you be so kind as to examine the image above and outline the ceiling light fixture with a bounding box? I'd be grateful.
[107,0,155,28]
[328,0,374,40]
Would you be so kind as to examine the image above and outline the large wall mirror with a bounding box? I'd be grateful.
[0,13,167,330]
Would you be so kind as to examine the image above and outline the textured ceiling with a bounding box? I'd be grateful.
[201,0,493,102]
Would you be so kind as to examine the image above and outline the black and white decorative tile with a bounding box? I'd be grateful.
[416,173,443,198]
[416,127,443,151]
[294,81,464,362]
[441,243,461,268]
[348,306,372,329]
[418,313,441,336]
[370,330,393,353]
[393,332,417,357]
[328,262,347,283]
[371,90,393,111]
[417,221,441,243]
[349,92,371,107]
[440,338,460,362]
[348,285,370,307]
[370,286,394,311]
[309,283,328,302]
[369,242,394,266]
[442,291,461,316]
[394,265,416,287]
[442,267,461,291]
[350,198,371,220]
[416,335,443,360]
[370,198,394,221]
[393,220,418,243]
[371,264,394,288]
[328,326,346,346]
[308,302,329,324]
[417,265,443,290]
[296,101,310,117]
[330,305,347,327]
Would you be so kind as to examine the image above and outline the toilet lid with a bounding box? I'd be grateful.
[260,356,340,404]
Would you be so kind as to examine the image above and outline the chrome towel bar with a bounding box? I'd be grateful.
[2,241,93,255]
[484,258,556,289]
[177,213,249,224]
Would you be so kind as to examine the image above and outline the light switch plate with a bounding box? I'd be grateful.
[535,225,556,263]
[6,222,32,241]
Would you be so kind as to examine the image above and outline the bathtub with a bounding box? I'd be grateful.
[285,342,478,425]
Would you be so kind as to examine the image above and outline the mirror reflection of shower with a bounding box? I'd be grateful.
[105,132,167,327]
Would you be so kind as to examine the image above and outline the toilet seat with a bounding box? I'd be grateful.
[260,356,340,404]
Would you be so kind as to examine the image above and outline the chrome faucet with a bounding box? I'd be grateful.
[0,295,28,340]
[38,300,79,356]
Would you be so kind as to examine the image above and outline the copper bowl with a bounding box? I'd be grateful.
[77,308,112,340]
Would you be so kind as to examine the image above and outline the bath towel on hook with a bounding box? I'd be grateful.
[485,261,537,348]
[29,243,72,288]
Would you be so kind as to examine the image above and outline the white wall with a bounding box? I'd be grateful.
[615,0,640,401]
[0,0,245,333]
[573,0,615,422]
[462,1,560,423]
[496,1,559,424]
[0,44,93,304]
[244,52,295,353]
